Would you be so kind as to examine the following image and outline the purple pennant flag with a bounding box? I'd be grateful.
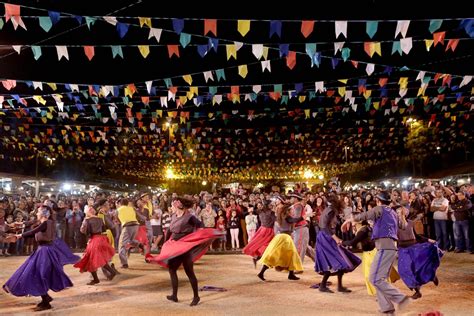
[76,104,85,111]
[12,95,21,102]
[75,15,83,24]
[65,93,73,100]
[113,86,120,96]
[331,58,339,69]
[295,83,303,93]
[172,18,184,34]
[208,38,219,53]
[25,81,33,88]
[116,23,129,38]
[150,86,157,95]
[383,66,393,76]
[93,85,100,93]
[48,11,61,25]
[197,44,209,57]
[73,96,81,103]
[459,19,474,37]
[269,20,282,38]
[380,88,388,97]
[279,44,289,57]
[358,79,366,87]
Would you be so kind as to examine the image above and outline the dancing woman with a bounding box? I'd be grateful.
[148,196,222,306]
[315,194,361,293]
[257,204,303,281]
[3,206,79,311]
[73,205,116,285]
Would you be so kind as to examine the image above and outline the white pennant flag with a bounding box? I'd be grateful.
[253,85,261,94]
[12,17,27,30]
[365,63,375,76]
[395,20,410,38]
[459,75,473,87]
[160,96,168,107]
[108,106,116,115]
[213,95,223,105]
[56,46,69,61]
[335,21,347,38]
[351,103,358,112]
[168,90,175,101]
[344,90,352,101]
[385,109,391,116]
[145,80,152,94]
[244,94,252,101]
[193,98,201,107]
[148,28,163,43]
[32,81,43,90]
[416,71,426,81]
[12,45,22,54]
[400,37,412,54]
[69,84,79,92]
[234,41,244,51]
[261,60,271,72]
[315,81,326,93]
[203,71,214,82]
[252,44,264,60]
[349,97,356,106]
[399,88,408,97]
[150,123,156,130]
[56,101,64,112]
[334,42,345,55]
[441,105,447,111]
[103,16,117,26]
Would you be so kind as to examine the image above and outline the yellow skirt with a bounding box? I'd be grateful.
[260,234,303,272]
[363,249,400,296]
[105,229,114,248]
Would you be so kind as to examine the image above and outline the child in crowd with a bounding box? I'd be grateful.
[228,210,240,250]
[245,207,258,242]
[216,216,227,251]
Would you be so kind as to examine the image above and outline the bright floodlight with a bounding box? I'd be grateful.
[303,170,314,179]
[166,168,175,179]
[318,174,324,180]
[202,180,207,186]
[402,180,409,186]
[63,183,72,190]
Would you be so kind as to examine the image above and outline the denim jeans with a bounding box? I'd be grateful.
[453,220,471,251]
[434,219,450,250]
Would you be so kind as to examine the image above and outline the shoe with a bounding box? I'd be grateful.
[288,273,300,281]
[319,286,334,293]
[36,296,53,307]
[257,273,266,281]
[412,291,422,300]
[107,270,117,281]
[87,280,100,285]
[111,263,121,275]
[433,276,439,286]
[252,258,258,269]
[190,296,200,306]
[33,303,51,311]
[380,310,395,315]
[166,295,178,302]
[121,264,129,269]
[337,287,352,293]
[398,296,411,311]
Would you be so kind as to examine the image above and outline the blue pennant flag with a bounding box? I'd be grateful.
[172,19,184,34]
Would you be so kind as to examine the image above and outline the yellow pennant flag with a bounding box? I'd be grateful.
[425,40,434,51]
[451,116,456,122]
[124,87,133,98]
[186,91,194,100]
[262,47,269,60]
[338,86,346,97]
[183,74,193,85]
[41,117,47,124]
[417,86,427,96]
[232,94,240,103]
[238,65,248,78]
[138,45,150,58]
[399,108,406,114]
[46,113,53,120]
[373,102,380,110]
[374,42,382,56]
[399,77,408,89]
[189,86,198,96]
[226,44,237,60]
[450,103,457,108]
[298,96,306,103]
[156,110,162,118]
[304,109,310,119]
[208,112,214,118]
[180,116,186,124]
[138,17,152,28]
[237,20,251,36]
[33,95,47,105]
[338,79,348,84]
[179,96,187,105]
[47,83,57,91]
[363,90,372,99]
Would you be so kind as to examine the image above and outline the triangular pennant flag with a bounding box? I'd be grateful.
[38,16,53,32]
[138,45,150,58]
[226,44,237,60]
[395,20,410,38]
[48,11,60,25]
[366,21,378,38]
[145,80,153,94]
[111,46,123,58]
[459,75,472,87]
[261,60,271,72]
[341,48,351,61]
[56,45,69,60]
[446,39,460,52]
[138,17,152,28]
[269,20,282,38]
[238,65,248,78]
[182,74,193,85]
[400,37,412,54]
[148,28,162,43]
[168,45,180,58]
[204,19,217,36]
[425,39,434,51]
[301,20,314,38]
[116,22,129,38]
[335,21,347,38]
[12,45,21,54]
[429,19,442,33]
[83,46,94,60]
[334,42,344,55]
[433,31,445,46]
[179,33,191,48]
[286,51,296,69]
[103,16,117,25]
[31,46,42,60]
[237,20,250,36]
[172,18,184,34]
[85,17,95,29]
[253,85,261,94]
[366,63,375,76]
[252,44,264,59]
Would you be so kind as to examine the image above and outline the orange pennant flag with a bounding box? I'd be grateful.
[167,45,180,58]
[301,20,314,38]
[204,19,217,36]
[433,31,445,47]
[4,4,20,22]
[286,51,297,70]
[445,39,459,52]
[84,46,95,61]
[379,78,388,87]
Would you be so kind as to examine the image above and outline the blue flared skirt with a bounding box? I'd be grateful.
[3,242,76,297]
[398,242,443,289]
[314,231,362,275]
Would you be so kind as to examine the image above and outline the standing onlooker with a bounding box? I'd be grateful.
[452,191,472,253]
[245,207,258,242]
[66,200,84,250]
[431,189,450,251]
[228,210,240,250]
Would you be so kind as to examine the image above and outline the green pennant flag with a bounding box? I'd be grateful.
[216,69,226,81]
[111,46,123,58]
[274,84,282,93]
[365,97,372,111]
[209,86,217,96]
[0,18,4,30]
[423,76,431,84]
[309,91,316,100]
[438,86,446,94]
[179,33,191,48]
[281,95,289,104]
[429,20,442,34]
[31,46,42,60]
[250,93,258,101]
[164,78,172,88]
[91,96,99,104]
[391,41,402,55]
[366,21,378,39]
[85,17,95,29]
[38,16,52,32]
[341,47,351,61]
[122,96,129,104]
[82,91,89,99]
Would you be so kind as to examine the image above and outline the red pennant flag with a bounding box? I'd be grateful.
[136,112,143,120]
[433,31,445,47]
[286,51,297,70]
[204,19,217,36]
[363,42,372,57]
[84,46,95,61]
[445,39,459,52]
[169,86,178,94]
[301,20,314,38]
[381,98,388,106]
[433,73,442,84]
[442,75,452,87]
[4,3,20,22]
[378,78,388,87]
[231,86,239,95]
[141,96,149,105]
[351,60,359,68]
[168,45,180,58]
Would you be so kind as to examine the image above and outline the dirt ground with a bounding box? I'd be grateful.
[0,251,473,315]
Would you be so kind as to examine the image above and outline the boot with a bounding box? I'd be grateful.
[288,271,300,280]
[87,271,100,285]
